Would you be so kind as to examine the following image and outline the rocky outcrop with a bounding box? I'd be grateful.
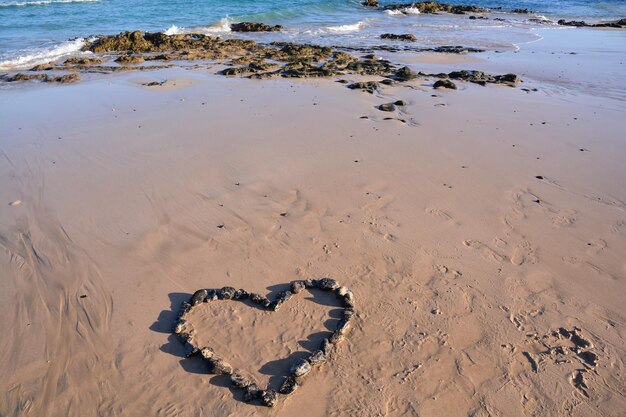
[558,18,626,28]
[230,22,283,32]
[381,33,417,42]
[433,79,457,89]
[382,2,488,15]
[362,0,379,7]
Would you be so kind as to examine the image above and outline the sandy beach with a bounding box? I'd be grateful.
[1,20,626,417]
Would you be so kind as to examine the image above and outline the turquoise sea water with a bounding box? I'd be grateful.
[0,0,625,70]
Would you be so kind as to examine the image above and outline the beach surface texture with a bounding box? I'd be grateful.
[1,1,625,416]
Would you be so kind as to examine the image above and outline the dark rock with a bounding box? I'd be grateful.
[431,45,484,53]
[115,54,145,64]
[394,100,406,106]
[178,301,193,318]
[63,57,105,66]
[394,66,418,81]
[344,309,356,320]
[381,33,417,42]
[511,8,532,13]
[205,289,218,301]
[279,376,300,394]
[290,358,312,377]
[261,389,278,407]
[308,350,326,365]
[494,73,520,85]
[337,286,356,308]
[347,81,379,94]
[270,290,292,311]
[243,383,263,402]
[230,372,252,388]
[233,289,249,300]
[378,103,396,112]
[433,79,457,89]
[190,289,208,306]
[303,279,315,288]
[363,0,379,7]
[249,293,272,308]
[315,278,340,290]
[208,357,233,375]
[231,22,283,32]
[218,286,237,299]
[290,281,307,294]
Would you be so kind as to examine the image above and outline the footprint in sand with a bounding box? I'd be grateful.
[425,207,459,226]
[462,240,507,263]
[511,241,537,266]
[552,209,577,228]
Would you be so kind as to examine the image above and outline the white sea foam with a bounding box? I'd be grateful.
[201,17,233,33]
[324,21,365,33]
[164,25,183,35]
[385,7,421,15]
[0,0,99,7]
[0,38,89,71]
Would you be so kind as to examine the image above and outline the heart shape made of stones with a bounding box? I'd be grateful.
[172,278,356,407]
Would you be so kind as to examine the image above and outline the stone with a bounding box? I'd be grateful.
[344,309,356,320]
[378,103,396,112]
[217,286,237,299]
[190,289,208,306]
[230,22,283,32]
[205,289,218,301]
[362,0,379,7]
[308,350,326,365]
[381,33,417,42]
[230,372,252,388]
[178,301,193,318]
[243,383,263,402]
[329,329,345,344]
[336,318,351,335]
[200,347,214,360]
[303,279,315,288]
[320,338,332,355]
[433,79,457,89]
[394,100,406,106]
[63,57,105,66]
[115,54,145,64]
[394,66,418,81]
[208,357,233,375]
[233,289,249,300]
[270,290,293,311]
[315,278,340,291]
[290,281,307,294]
[347,81,379,94]
[290,358,311,377]
[172,320,186,334]
[261,389,278,407]
[249,293,272,308]
[494,73,520,86]
[279,376,300,394]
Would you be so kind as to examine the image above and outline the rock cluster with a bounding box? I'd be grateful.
[172,278,356,407]
[381,1,488,14]
[557,18,626,29]
[230,22,283,32]
[380,33,417,42]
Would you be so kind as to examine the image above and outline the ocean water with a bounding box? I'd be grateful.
[0,0,625,71]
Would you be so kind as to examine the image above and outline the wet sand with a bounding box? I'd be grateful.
[0,28,625,416]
